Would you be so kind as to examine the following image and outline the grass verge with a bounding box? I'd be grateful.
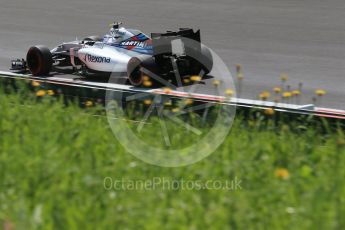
[0,89,344,230]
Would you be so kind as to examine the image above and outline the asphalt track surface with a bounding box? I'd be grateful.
[0,0,344,109]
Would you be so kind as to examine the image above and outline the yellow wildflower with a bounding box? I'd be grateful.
[183,78,191,84]
[143,99,152,106]
[162,87,172,94]
[172,108,180,113]
[143,75,150,81]
[282,92,292,98]
[35,90,46,97]
[225,89,234,96]
[259,91,271,100]
[275,168,290,179]
[31,81,40,87]
[212,80,220,86]
[292,90,301,96]
[190,75,202,82]
[184,99,193,105]
[85,100,93,107]
[273,87,282,94]
[143,80,152,87]
[237,73,244,80]
[315,89,326,96]
[47,90,55,96]
[164,101,172,106]
[264,108,275,116]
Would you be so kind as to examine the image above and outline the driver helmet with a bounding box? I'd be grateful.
[110,27,118,38]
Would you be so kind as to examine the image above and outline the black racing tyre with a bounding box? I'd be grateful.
[26,45,53,76]
[82,35,102,42]
[200,44,213,75]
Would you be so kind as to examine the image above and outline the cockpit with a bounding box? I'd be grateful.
[102,22,153,54]
[103,23,150,45]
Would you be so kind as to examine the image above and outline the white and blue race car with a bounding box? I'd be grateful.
[11,22,213,87]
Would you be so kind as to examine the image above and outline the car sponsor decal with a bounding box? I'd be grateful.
[120,40,146,48]
[108,33,153,55]
[119,33,153,50]
[84,54,111,63]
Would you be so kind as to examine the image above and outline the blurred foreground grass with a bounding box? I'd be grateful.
[0,91,344,230]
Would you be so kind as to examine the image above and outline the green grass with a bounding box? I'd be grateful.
[0,90,344,230]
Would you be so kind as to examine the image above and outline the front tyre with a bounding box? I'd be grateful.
[26,46,53,76]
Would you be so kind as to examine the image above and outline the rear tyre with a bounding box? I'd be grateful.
[26,46,53,76]
[200,44,213,75]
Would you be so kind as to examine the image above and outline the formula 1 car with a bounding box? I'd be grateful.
[10,22,213,87]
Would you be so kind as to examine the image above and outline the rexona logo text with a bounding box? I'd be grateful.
[85,54,111,63]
